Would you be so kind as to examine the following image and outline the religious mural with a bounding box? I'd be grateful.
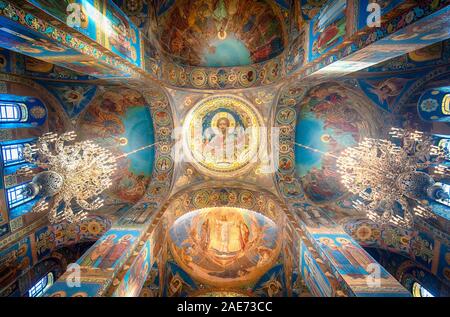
[2,243,93,297]
[164,261,198,297]
[286,30,306,74]
[341,217,450,288]
[0,16,78,60]
[293,83,381,204]
[357,74,418,112]
[0,237,33,293]
[0,0,139,79]
[365,40,449,73]
[0,0,449,301]
[299,238,334,297]
[26,0,143,67]
[0,215,110,296]
[39,82,98,119]
[20,53,95,81]
[77,228,140,270]
[114,0,152,30]
[308,0,347,62]
[113,240,152,297]
[46,281,105,297]
[273,76,429,298]
[312,232,410,296]
[184,95,261,177]
[297,0,449,79]
[300,0,327,21]
[162,185,286,226]
[113,87,175,226]
[140,261,161,297]
[252,264,286,297]
[78,87,155,204]
[169,207,282,288]
[156,0,285,67]
[342,1,450,69]
[26,0,76,24]
[355,0,405,31]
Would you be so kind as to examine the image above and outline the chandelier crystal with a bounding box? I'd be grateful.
[336,128,448,228]
[19,131,117,223]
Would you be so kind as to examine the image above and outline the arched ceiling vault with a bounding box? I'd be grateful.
[154,0,289,68]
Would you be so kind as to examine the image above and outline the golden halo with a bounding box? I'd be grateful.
[336,237,350,244]
[321,134,331,143]
[183,95,262,177]
[211,112,236,134]
[218,30,227,40]
[118,137,128,146]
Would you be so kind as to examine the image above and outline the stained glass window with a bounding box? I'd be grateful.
[433,182,450,207]
[6,183,33,209]
[28,272,54,297]
[1,143,26,166]
[0,102,27,123]
[438,138,450,158]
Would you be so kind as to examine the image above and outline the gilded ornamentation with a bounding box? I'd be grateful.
[184,95,262,177]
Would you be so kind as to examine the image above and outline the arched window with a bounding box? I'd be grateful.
[433,182,450,207]
[0,139,34,167]
[1,143,25,166]
[438,138,450,157]
[434,136,450,161]
[412,282,434,297]
[0,102,28,123]
[6,182,33,209]
[28,272,54,297]
[418,87,450,122]
[1,138,38,220]
[0,94,46,128]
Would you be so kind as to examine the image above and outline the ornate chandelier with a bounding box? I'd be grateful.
[336,128,449,228]
[19,131,117,223]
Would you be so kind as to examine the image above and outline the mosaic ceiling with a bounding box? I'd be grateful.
[156,0,286,67]
[169,207,281,287]
[77,87,156,205]
[183,94,262,178]
[0,0,449,299]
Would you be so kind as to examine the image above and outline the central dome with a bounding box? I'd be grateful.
[156,0,286,67]
[183,95,262,178]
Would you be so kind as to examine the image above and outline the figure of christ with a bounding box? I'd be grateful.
[202,117,246,165]
[218,215,231,253]
[199,218,211,251]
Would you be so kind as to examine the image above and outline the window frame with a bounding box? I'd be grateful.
[28,272,54,297]
[0,102,28,123]
[433,182,450,207]
[6,182,33,209]
[1,142,28,167]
